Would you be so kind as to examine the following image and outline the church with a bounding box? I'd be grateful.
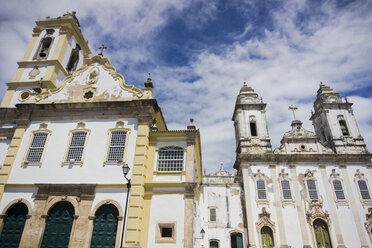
[0,12,371,248]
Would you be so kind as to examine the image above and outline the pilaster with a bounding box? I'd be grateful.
[289,164,311,247]
[318,164,346,247]
[241,166,257,247]
[0,124,28,202]
[124,122,150,248]
[340,165,369,247]
[269,164,288,246]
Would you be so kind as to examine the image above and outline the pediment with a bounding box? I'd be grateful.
[31,55,152,103]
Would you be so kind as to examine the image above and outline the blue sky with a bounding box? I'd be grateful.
[1,0,372,173]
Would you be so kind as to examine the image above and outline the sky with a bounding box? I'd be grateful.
[1,0,372,173]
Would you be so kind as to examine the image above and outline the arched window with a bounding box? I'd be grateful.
[66,44,81,73]
[261,226,274,247]
[313,219,332,248]
[209,240,219,248]
[281,179,292,200]
[332,180,345,200]
[157,146,184,171]
[250,121,257,136]
[257,179,267,199]
[90,204,119,248]
[306,179,318,200]
[230,232,243,248]
[338,119,349,136]
[358,180,371,200]
[0,203,28,247]
[34,29,55,60]
[41,201,75,248]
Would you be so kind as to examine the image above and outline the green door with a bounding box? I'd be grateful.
[231,232,243,248]
[90,204,119,248]
[261,226,274,247]
[41,201,74,248]
[313,219,332,248]
[0,203,28,248]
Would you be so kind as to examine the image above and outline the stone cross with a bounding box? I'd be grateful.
[288,104,298,120]
[98,44,107,56]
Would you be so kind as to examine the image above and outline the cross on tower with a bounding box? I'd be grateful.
[288,104,298,120]
[98,44,107,56]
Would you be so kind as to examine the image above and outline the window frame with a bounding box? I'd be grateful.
[354,169,372,206]
[103,124,130,165]
[33,29,55,60]
[62,122,90,166]
[208,207,217,222]
[22,123,52,166]
[304,169,321,202]
[156,145,185,172]
[329,169,348,206]
[155,222,176,243]
[209,239,219,248]
[253,169,269,205]
[278,169,295,206]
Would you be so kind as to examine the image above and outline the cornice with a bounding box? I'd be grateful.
[234,153,372,169]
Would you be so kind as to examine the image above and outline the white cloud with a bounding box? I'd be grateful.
[0,0,371,174]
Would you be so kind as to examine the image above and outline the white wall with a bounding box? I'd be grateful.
[8,118,138,184]
[147,194,185,248]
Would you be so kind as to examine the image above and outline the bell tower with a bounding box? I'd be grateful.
[310,83,369,154]
[232,83,272,154]
[1,11,91,107]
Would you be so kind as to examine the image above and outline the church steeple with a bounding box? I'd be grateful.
[310,83,369,154]
[1,12,91,107]
[232,83,272,154]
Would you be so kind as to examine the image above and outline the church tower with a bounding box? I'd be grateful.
[232,83,272,155]
[1,12,91,107]
[310,83,369,154]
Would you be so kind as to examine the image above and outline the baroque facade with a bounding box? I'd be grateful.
[0,12,371,248]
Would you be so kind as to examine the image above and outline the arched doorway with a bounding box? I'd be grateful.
[261,226,274,247]
[41,201,75,248]
[90,204,119,248]
[0,203,28,247]
[230,232,243,248]
[313,218,332,248]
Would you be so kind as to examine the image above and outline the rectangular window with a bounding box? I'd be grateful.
[250,122,257,136]
[333,180,345,200]
[358,180,371,200]
[157,146,184,171]
[257,180,267,199]
[307,180,318,200]
[209,208,216,222]
[66,131,87,162]
[107,130,127,162]
[281,180,292,200]
[156,223,176,243]
[25,132,48,163]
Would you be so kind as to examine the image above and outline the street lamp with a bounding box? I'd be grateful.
[200,228,205,239]
[120,164,131,248]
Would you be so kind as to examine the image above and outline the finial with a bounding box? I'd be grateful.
[243,82,247,86]
[98,44,107,56]
[187,117,196,130]
[320,82,324,87]
[345,97,348,103]
[220,162,224,171]
[144,72,153,88]
[204,168,206,175]
[288,104,298,121]
[311,110,314,115]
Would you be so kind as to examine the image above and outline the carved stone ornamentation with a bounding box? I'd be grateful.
[28,65,40,79]
[365,208,372,238]
[306,200,330,224]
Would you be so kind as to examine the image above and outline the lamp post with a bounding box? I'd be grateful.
[194,228,205,247]
[120,164,131,248]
